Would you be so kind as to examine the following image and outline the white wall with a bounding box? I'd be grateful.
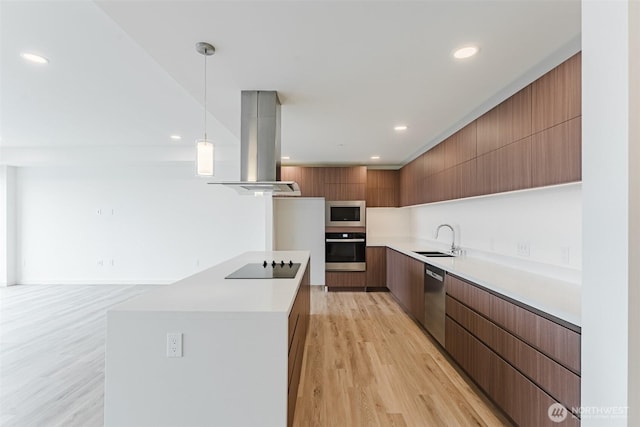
[582,1,637,425]
[15,164,268,284]
[629,1,640,421]
[274,198,325,285]
[366,207,411,240]
[0,166,17,286]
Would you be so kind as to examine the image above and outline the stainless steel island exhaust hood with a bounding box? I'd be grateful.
[212,91,300,196]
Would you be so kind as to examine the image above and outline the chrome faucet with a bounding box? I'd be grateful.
[435,223,459,255]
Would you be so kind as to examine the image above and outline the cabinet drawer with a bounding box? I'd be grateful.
[447,296,580,411]
[446,274,580,373]
[446,318,579,427]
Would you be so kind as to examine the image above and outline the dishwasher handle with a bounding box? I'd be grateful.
[425,268,444,282]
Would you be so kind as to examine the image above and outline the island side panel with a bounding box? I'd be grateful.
[104,311,288,427]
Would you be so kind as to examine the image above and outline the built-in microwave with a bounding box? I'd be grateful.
[325,200,366,227]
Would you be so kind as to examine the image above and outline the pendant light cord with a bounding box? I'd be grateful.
[203,49,207,141]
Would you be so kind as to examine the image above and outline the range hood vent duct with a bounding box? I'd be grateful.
[213,91,300,196]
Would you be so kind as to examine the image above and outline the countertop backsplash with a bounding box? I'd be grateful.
[367,182,582,284]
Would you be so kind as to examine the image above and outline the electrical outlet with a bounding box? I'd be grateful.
[97,209,102,215]
[561,246,571,264]
[110,259,115,267]
[97,259,104,267]
[516,242,530,257]
[167,333,182,358]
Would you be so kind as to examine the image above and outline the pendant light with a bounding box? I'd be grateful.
[195,42,215,176]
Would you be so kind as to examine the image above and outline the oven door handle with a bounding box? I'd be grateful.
[325,238,366,243]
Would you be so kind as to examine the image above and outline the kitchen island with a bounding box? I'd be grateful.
[104,250,310,427]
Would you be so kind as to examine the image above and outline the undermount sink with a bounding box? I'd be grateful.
[413,251,454,258]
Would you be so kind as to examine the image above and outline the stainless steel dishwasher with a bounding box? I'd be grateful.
[423,264,446,346]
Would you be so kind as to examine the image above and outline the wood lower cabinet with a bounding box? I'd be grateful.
[445,274,581,426]
[288,265,310,427]
[365,246,386,287]
[386,248,424,321]
[325,271,366,289]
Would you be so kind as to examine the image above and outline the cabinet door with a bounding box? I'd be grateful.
[532,53,581,133]
[366,247,386,287]
[478,84,532,157]
[366,170,399,207]
[406,255,425,320]
[281,166,325,197]
[444,121,477,169]
[477,138,531,195]
[324,166,366,200]
[386,249,424,321]
[531,117,581,187]
[424,143,445,176]
[325,271,366,288]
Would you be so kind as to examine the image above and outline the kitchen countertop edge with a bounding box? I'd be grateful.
[370,238,581,328]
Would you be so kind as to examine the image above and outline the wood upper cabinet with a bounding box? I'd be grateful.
[443,121,477,169]
[399,158,424,206]
[424,142,446,176]
[386,248,424,321]
[531,117,582,187]
[399,163,411,207]
[398,54,580,207]
[324,166,366,201]
[477,85,532,156]
[366,169,399,207]
[454,159,478,199]
[532,52,581,133]
[476,137,532,195]
[281,166,325,197]
[281,166,368,200]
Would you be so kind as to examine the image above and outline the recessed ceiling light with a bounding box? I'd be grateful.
[394,125,408,131]
[20,52,49,64]
[453,46,479,59]
[371,156,381,160]
[170,135,182,141]
[281,156,290,160]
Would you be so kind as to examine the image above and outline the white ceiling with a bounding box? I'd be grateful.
[1,0,581,174]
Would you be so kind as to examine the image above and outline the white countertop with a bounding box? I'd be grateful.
[369,237,581,327]
[110,250,310,314]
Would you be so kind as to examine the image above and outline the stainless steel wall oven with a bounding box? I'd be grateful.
[325,232,366,271]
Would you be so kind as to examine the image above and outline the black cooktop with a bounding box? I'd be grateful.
[225,261,301,279]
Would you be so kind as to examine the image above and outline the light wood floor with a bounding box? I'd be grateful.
[0,284,153,427]
[292,287,511,427]
[0,284,509,427]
